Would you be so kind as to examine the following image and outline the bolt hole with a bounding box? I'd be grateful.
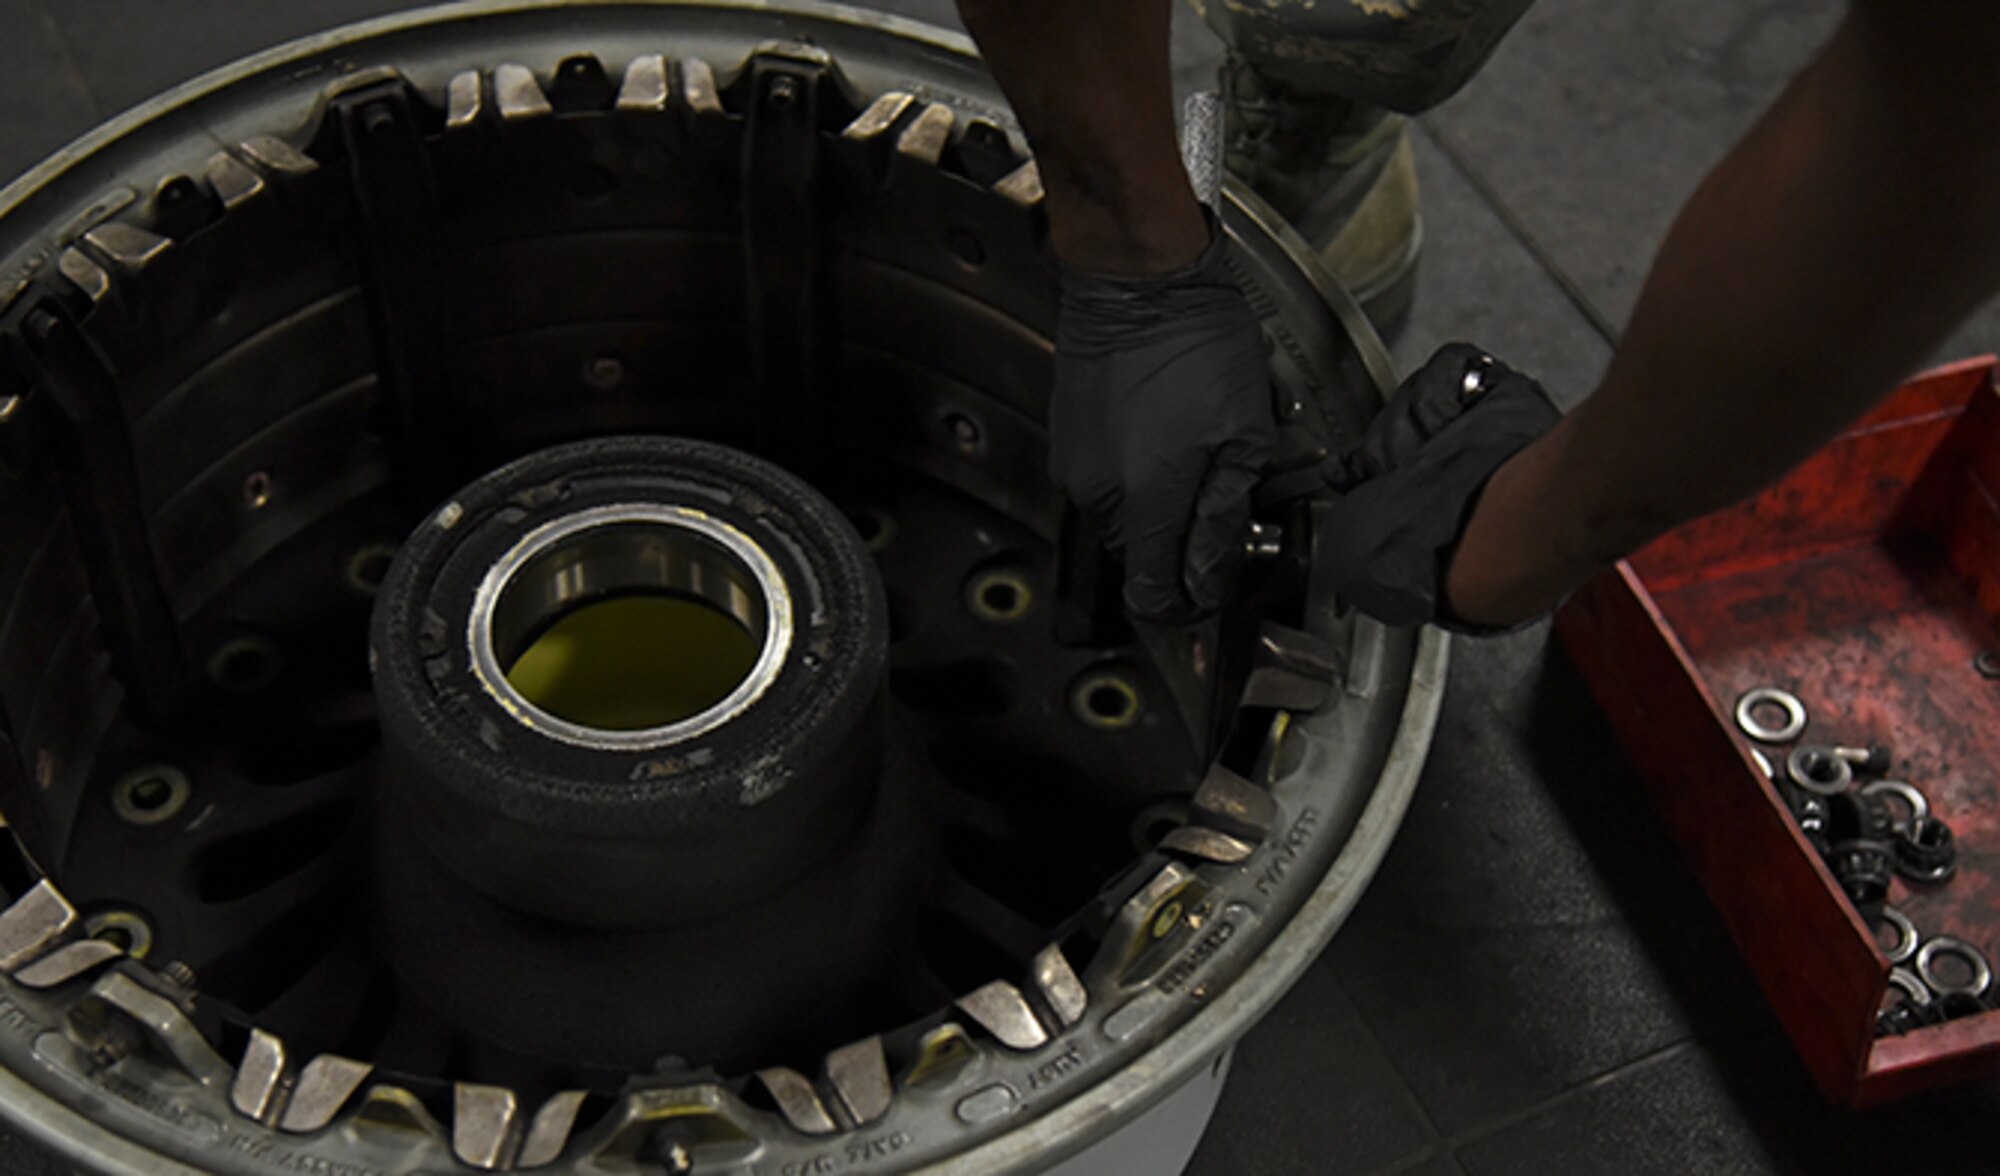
[965,567,1033,623]
[345,543,397,597]
[846,507,895,552]
[1072,671,1142,731]
[241,470,272,510]
[207,636,283,692]
[583,353,626,389]
[943,412,983,454]
[83,910,153,960]
[156,177,198,208]
[111,765,191,826]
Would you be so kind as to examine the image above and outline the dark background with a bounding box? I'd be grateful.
[2,1,1997,1173]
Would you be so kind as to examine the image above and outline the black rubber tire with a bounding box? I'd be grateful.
[370,435,888,927]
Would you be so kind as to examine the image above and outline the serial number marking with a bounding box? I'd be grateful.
[1156,919,1237,995]
[1254,807,1322,897]
[101,1072,223,1142]
[1026,1045,1085,1091]
[226,1134,388,1176]
[781,1130,915,1175]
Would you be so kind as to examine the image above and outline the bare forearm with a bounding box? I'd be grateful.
[1448,2,2000,625]
[956,0,1207,273]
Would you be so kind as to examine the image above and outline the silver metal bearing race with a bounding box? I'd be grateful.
[0,3,1445,1173]
[467,504,795,753]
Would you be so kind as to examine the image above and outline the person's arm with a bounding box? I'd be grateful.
[1445,1,2000,626]
[959,0,1274,620]
[955,0,1205,275]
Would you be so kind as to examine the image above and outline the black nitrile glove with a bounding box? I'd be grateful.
[1052,226,1276,621]
[1318,343,1560,631]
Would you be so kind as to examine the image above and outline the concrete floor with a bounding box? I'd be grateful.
[1,1,1998,1173]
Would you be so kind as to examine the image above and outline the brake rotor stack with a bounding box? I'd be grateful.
[0,3,1445,1172]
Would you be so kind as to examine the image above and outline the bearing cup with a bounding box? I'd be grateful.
[370,436,887,927]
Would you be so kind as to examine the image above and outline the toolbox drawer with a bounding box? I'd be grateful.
[1555,356,2000,1107]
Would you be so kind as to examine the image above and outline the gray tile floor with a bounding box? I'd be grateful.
[2,2,1997,1174]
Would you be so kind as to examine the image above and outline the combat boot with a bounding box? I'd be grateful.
[1221,53,1421,336]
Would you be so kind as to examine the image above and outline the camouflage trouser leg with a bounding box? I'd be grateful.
[1192,0,1536,114]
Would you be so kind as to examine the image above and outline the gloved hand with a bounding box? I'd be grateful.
[1051,224,1276,621]
[1318,343,1561,631]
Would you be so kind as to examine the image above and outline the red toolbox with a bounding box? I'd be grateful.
[1555,355,2000,1107]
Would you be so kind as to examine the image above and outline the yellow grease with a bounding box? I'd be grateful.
[505,595,761,731]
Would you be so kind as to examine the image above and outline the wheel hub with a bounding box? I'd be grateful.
[373,436,886,928]
[371,435,920,1079]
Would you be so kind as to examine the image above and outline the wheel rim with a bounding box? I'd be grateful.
[0,4,1444,1172]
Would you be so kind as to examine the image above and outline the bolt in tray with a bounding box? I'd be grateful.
[1556,355,2000,1107]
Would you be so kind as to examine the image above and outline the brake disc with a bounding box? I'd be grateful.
[0,3,1445,1172]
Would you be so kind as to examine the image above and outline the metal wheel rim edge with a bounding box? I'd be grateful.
[923,625,1449,1175]
[929,178,1436,1173]
[0,0,978,222]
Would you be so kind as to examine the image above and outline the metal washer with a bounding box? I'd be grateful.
[1915,936,1993,999]
[1860,779,1929,833]
[1786,745,1853,797]
[1735,687,1807,744]
[1886,965,1932,1007]
[1873,906,1920,966]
